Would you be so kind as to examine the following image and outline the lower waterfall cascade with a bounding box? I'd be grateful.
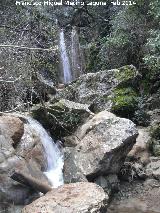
[28,117,64,188]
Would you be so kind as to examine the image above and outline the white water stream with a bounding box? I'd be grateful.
[59,29,72,84]
[28,117,64,188]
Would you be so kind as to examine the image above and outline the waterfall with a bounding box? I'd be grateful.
[59,29,72,84]
[27,117,64,188]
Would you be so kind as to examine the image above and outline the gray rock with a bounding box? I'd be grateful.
[94,174,119,195]
[128,127,151,165]
[148,109,160,125]
[0,135,15,163]
[108,179,160,213]
[31,99,93,138]
[0,114,24,145]
[64,111,138,183]
[22,182,108,213]
[55,65,140,113]
[146,157,160,180]
[16,121,46,170]
[0,114,50,205]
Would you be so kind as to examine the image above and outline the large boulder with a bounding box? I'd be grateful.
[0,134,15,163]
[0,155,42,205]
[0,114,50,205]
[16,121,46,170]
[64,111,138,183]
[0,114,24,146]
[127,127,151,165]
[31,99,92,138]
[55,65,140,117]
[22,182,108,213]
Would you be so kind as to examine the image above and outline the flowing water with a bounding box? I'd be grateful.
[28,117,64,188]
[59,29,72,84]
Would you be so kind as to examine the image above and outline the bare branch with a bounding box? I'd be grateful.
[0,44,57,51]
[0,75,22,83]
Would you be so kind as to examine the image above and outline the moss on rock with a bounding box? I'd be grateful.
[54,65,140,120]
[115,65,137,81]
[111,87,138,118]
[31,99,92,138]
[149,124,160,156]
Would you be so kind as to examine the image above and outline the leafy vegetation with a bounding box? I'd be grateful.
[149,124,160,156]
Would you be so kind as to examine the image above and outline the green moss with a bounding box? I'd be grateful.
[115,65,137,83]
[150,124,160,140]
[149,124,160,156]
[32,100,90,138]
[111,87,138,118]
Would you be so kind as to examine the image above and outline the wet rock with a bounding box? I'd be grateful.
[31,99,93,138]
[16,122,46,170]
[22,182,108,213]
[64,111,138,183]
[0,114,50,205]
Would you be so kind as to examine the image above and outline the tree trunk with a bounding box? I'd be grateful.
[11,170,52,194]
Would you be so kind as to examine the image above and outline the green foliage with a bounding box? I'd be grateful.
[150,124,160,140]
[98,3,149,70]
[85,0,159,76]
[133,97,150,126]
[86,42,101,72]
[149,124,160,156]
[142,0,160,81]
[111,87,138,118]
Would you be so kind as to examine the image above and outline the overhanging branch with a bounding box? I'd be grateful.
[0,44,57,51]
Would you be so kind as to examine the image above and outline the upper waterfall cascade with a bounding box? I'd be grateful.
[28,117,64,188]
[59,29,72,84]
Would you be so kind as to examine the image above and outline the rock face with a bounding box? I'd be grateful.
[128,127,151,165]
[64,111,138,183]
[0,115,24,145]
[107,179,160,213]
[0,113,49,205]
[22,182,108,213]
[16,122,46,170]
[32,99,92,138]
[55,65,140,116]
[146,157,160,180]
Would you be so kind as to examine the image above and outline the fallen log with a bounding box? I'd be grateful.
[10,170,52,194]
